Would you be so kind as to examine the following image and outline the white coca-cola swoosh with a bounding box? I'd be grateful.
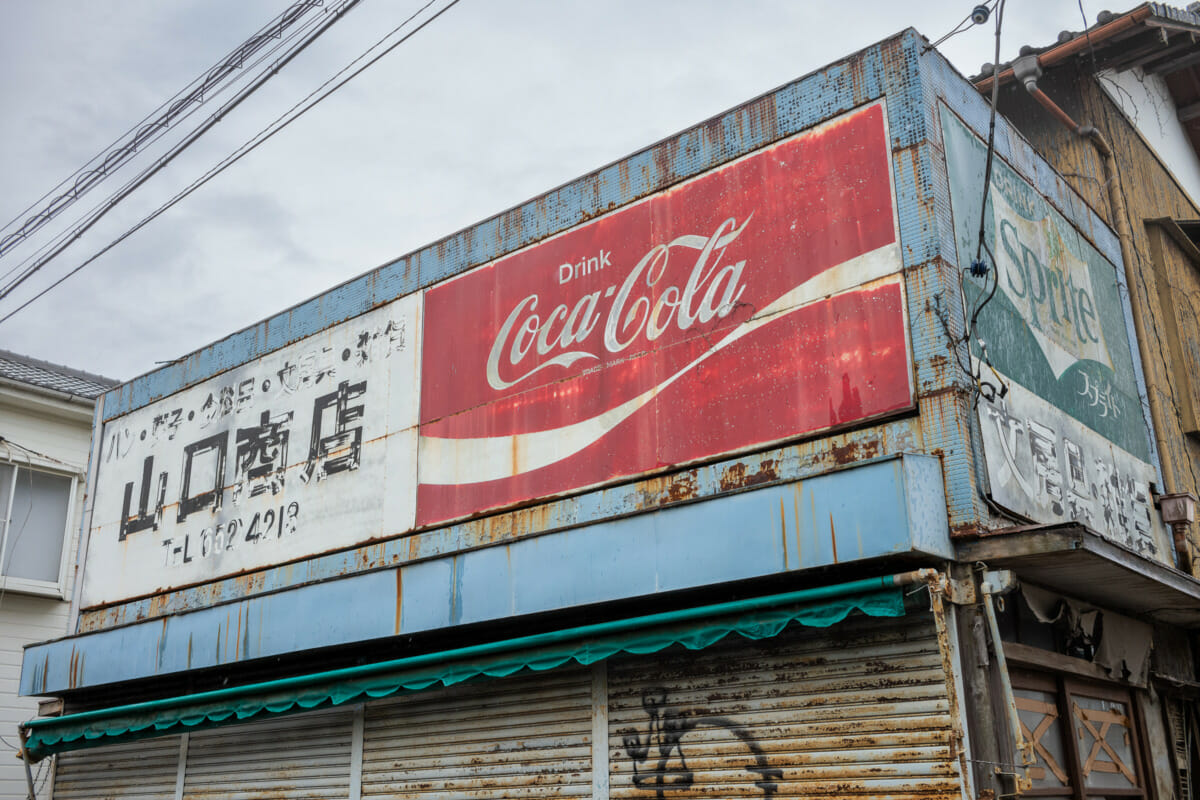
[418,241,902,486]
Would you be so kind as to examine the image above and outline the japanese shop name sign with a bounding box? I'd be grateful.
[977,365,1167,557]
[82,298,421,607]
[84,102,914,606]
[941,109,1168,559]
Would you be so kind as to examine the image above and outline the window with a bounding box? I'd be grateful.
[1013,670,1150,800]
[0,462,76,597]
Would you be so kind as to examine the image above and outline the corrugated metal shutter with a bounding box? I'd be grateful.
[608,611,961,800]
[182,707,354,800]
[361,667,593,799]
[53,735,181,800]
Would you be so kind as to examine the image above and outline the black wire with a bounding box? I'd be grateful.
[959,0,1009,406]
[974,0,1006,261]
[970,241,1002,335]
[0,8,332,289]
[1078,0,1099,75]
[0,1,328,243]
[0,0,365,304]
[0,0,462,325]
[924,0,998,52]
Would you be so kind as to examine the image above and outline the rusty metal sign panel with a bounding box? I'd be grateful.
[941,108,1165,558]
[82,298,421,607]
[84,102,914,606]
[417,102,912,525]
[977,364,1169,558]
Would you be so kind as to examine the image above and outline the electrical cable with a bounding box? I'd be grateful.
[0,0,462,325]
[0,0,365,304]
[0,437,75,469]
[0,7,332,289]
[0,0,330,259]
[0,1,354,298]
[1078,0,1100,75]
[0,9,334,293]
[974,0,1005,263]
[0,2,324,238]
[924,0,998,52]
[958,0,1010,406]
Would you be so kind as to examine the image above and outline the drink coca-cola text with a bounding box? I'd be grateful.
[486,216,753,390]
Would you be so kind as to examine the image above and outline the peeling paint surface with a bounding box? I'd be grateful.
[78,418,922,631]
[83,296,421,607]
[417,102,912,525]
[26,455,948,695]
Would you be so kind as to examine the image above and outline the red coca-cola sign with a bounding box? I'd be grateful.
[417,102,911,525]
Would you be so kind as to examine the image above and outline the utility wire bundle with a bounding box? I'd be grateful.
[0,0,443,320]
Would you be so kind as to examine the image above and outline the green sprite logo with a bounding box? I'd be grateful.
[992,187,1112,377]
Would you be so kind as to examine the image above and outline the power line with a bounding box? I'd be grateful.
[0,7,331,289]
[0,0,365,304]
[923,0,999,52]
[0,0,329,259]
[0,0,463,325]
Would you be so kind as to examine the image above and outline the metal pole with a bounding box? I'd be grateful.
[16,726,37,800]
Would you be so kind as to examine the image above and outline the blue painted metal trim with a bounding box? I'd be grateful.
[24,454,948,696]
[23,576,909,761]
[79,417,923,630]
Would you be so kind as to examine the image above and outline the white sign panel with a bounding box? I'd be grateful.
[977,364,1170,561]
[83,296,421,607]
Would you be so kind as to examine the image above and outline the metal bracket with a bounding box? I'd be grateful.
[995,768,1032,798]
[941,576,977,605]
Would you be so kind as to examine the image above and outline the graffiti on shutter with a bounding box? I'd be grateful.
[609,612,961,800]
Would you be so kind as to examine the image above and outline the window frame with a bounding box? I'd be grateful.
[1012,668,1153,800]
[0,458,79,599]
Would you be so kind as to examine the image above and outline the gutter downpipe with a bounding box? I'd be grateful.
[17,726,37,800]
[980,572,1034,796]
[1011,54,1179,504]
[975,6,1153,92]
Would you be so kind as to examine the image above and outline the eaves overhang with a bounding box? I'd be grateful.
[971,3,1200,160]
[974,3,1174,91]
[956,523,1200,627]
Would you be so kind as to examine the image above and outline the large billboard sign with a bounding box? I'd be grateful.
[941,109,1169,560]
[83,102,912,607]
[417,102,912,525]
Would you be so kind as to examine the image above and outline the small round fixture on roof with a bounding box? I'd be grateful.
[971,4,990,25]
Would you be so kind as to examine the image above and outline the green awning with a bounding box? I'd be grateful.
[23,574,913,760]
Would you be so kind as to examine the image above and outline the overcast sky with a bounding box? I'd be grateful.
[0,0,1110,383]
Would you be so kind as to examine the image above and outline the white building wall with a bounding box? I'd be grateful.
[1100,67,1200,208]
[0,386,95,800]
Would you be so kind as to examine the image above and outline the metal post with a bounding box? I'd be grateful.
[979,573,1034,798]
[16,726,37,800]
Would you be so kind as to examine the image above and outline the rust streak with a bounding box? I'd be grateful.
[779,497,788,570]
[394,569,403,635]
[830,512,838,563]
[793,484,803,568]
